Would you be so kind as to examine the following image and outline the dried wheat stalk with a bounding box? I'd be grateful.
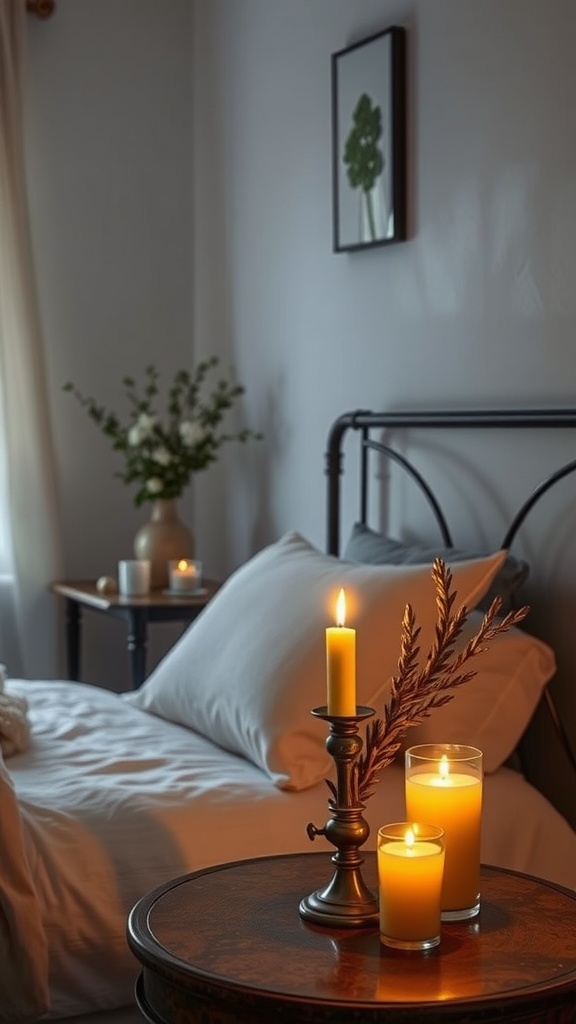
[349,557,529,805]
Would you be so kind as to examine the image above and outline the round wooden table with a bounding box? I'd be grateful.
[127,852,576,1023]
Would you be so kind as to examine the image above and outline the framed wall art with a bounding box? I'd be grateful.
[331,25,407,253]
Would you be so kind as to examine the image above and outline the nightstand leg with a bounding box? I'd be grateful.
[127,611,148,689]
[64,598,81,680]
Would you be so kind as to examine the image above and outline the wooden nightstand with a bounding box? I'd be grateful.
[50,579,220,689]
[128,852,576,1023]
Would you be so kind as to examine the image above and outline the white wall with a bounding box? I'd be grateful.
[192,0,576,563]
[25,0,195,687]
[190,0,576,823]
[24,1,576,818]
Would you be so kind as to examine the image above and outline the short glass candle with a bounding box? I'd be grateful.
[168,559,203,594]
[377,822,445,951]
[405,744,483,921]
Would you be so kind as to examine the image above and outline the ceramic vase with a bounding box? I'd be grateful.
[133,499,194,589]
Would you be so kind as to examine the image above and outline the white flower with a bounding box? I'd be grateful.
[128,413,157,447]
[151,446,172,466]
[145,477,164,494]
[179,420,205,447]
[64,360,258,508]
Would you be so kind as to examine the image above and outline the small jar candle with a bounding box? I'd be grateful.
[377,822,445,950]
[168,559,202,593]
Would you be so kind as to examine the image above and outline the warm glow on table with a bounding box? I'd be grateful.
[326,588,356,716]
[378,825,445,947]
[405,756,482,914]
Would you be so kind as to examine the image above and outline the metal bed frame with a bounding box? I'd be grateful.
[324,407,576,782]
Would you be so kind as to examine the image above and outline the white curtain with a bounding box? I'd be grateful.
[0,0,63,678]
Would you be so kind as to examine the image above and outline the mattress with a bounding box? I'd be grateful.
[3,678,576,1021]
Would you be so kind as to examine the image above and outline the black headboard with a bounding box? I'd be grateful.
[326,407,576,556]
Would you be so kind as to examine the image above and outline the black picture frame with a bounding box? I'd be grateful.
[331,26,407,253]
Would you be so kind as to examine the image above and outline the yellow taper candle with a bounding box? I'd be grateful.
[405,745,483,919]
[326,587,356,716]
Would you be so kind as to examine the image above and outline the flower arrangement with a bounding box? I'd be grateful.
[64,358,261,506]
[330,559,529,807]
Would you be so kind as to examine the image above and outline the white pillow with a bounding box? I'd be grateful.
[125,531,506,790]
[404,611,556,772]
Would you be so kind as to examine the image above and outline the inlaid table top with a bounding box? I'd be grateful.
[127,851,576,1024]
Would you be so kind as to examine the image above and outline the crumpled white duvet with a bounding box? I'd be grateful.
[0,664,30,758]
[1,678,576,1022]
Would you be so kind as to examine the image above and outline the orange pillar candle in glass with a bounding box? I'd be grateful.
[326,588,356,716]
[377,822,445,950]
[405,744,483,920]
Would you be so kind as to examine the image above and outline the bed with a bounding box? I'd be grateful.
[2,406,576,1024]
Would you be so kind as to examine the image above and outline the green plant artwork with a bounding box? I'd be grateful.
[342,93,384,242]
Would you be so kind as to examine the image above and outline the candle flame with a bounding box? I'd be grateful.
[439,755,450,779]
[404,827,415,847]
[335,587,347,627]
[177,559,190,571]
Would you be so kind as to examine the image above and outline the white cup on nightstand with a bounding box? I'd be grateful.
[118,559,151,597]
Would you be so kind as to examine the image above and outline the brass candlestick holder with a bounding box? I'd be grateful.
[299,706,379,929]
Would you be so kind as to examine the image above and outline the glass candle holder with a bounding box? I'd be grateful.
[377,822,445,951]
[405,743,483,921]
[168,559,203,594]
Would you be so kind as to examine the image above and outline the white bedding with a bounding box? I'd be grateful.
[3,678,576,1022]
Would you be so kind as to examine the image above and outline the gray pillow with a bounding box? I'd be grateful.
[343,522,529,612]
